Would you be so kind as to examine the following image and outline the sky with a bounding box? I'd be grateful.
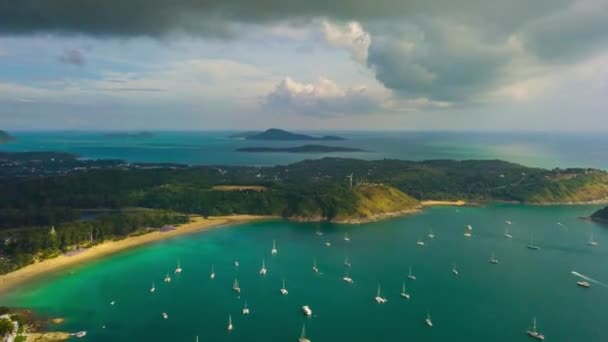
[0,0,607,131]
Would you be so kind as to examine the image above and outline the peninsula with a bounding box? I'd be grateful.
[234,128,345,141]
[236,145,364,153]
[0,130,15,144]
[591,206,608,224]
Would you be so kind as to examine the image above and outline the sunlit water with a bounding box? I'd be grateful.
[3,204,607,342]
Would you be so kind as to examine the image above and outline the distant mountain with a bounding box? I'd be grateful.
[236,145,363,153]
[241,128,345,141]
[229,131,262,139]
[591,206,608,223]
[0,130,16,143]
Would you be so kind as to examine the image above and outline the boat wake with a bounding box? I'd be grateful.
[571,271,608,287]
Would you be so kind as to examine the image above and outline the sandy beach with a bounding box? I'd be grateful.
[421,200,468,206]
[0,215,274,295]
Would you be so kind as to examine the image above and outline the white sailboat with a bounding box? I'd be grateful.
[210,264,215,280]
[588,232,598,246]
[164,273,171,283]
[299,323,311,342]
[234,261,239,267]
[577,279,591,288]
[344,256,351,267]
[526,317,545,340]
[280,279,289,295]
[374,284,387,304]
[400,282,410,300]
[324,240,331,247]
[162,312,168,319]
[465,224,473,237]
[227,314,233,331]
[452,263,459,276]
[242,301,250,315]
[417,237,425,246]
[174,260,182,274]
[490,252,499,264]
[504,227,513,238]
[312,258,319,273]
[260,258,267,276]
[428,229,435,239]
[425,311,433,327]
[527,234,540,250]
[505,220,512,225]
[343,268,354,284]
[233,278,241,294]
[271,239,278,255]
[302,305,312,316]
[150,281,155,293]
[408,266,416,280]
[344,232,351,242]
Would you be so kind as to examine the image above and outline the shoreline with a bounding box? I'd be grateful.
[420,200,468,207]
[0,215,274,295]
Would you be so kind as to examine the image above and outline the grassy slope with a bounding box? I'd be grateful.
[334,184,419,221]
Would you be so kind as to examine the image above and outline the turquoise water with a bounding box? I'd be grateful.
[2,131,608,169]
[3,204,607,341]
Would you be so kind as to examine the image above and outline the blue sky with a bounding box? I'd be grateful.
[0,0,607,131]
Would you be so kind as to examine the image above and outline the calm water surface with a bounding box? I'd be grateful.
[3,204,607,342]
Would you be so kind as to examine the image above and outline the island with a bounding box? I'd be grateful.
[1,153,608,277]
[591,206,608,224]
[236,145,364,153]
[235,128,345,141]
[0,130,15,144]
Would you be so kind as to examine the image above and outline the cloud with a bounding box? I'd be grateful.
[263,77,383,117]
[321,20,370,63]
[58,48,85,65]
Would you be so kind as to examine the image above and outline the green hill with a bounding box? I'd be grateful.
[591,206,608,223]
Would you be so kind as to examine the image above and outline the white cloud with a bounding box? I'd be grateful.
[263,77,384,117]
[321,20,371,63]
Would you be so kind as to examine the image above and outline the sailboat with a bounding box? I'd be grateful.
[271,239,278,255]
[417,237,425,246]
[302,305,312,316]
[527,234,540,250]
[233,278,241,294]
[526,317,545,340]
[343,268,354,284]
[324,240,332,247]
[577,279,591,288]
[588,232,599,246]
[312,258,319,273]
[452,263,459,276]
[260,258,267,276]
[344,256,351,267]
[428,229,435,239]
[162,312,168,319]
[299,323,311,342]
[374,284,387,304]
[150,281,156,293]
[344,232,351,242]
[242,301,250,315]
[504,227,513,238]
[235,261,240,267]
[227,314,233,331]
[174,260,182,274]
[408,266,416,280]
[315,224,323,236]
[164,273,171,283]
[400,282,410,299]
[210,264,215,280]
[280,279,289,295]
[465,224,473,237]
[505,220,512,225]
[425,311,433,327]
[490,252,499,264]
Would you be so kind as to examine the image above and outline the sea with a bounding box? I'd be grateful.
[1,131,607,342]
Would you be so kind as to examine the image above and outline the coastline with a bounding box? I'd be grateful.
[0,215,274,295]
[420,200,468,207]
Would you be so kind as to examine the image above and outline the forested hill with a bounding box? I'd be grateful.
[591,206,608,223]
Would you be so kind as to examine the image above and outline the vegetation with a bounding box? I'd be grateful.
[0,317,14,336]
[1,153,607,274]
[0,130,15,144]
[0,210,188,274]
[236,145,363,153]
[242,128,345,141]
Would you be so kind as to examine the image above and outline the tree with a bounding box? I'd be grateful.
[0,317,14,336]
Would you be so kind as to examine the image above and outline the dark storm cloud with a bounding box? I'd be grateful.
[0,0,571,37]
